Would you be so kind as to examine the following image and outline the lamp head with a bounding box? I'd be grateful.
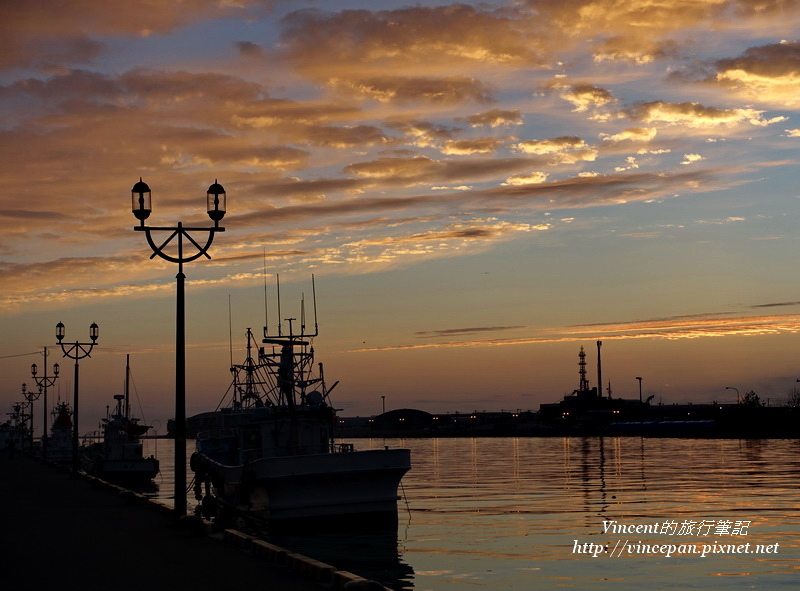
[54,363,60,376]
[207,180,226,222]
[90,322,99,342]
[31,363,37,376]
[56,322,65,343]
[131,178,152,222]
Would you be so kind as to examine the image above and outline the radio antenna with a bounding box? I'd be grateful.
[263,246,269,337]
[276,273,282,337]
[228,294,233,368]
[312,274,319,335]
[301,292,306,336]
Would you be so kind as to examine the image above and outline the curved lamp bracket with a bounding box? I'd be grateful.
[137,223,225,265]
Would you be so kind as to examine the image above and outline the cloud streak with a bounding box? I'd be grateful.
[352,312,800,352]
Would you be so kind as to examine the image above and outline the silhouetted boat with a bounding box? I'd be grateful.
[2,402,29,453]
[47,401,74,464]
[191,280,411,531]
[82,357,159,483]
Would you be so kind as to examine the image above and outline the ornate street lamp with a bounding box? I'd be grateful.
[10,402,25,449]
[31,347,60,461]
[56,321,99,472]
[131,178,226,519]
[22,382,43,453]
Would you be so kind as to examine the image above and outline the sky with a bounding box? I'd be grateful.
[4,0,800,434]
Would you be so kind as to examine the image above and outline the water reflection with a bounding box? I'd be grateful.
[273,531,415,590]
[144,437,800,590]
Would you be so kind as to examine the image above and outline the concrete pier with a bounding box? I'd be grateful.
[0,448,387,590]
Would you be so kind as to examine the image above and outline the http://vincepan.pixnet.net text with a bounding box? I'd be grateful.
[572,519,780,558]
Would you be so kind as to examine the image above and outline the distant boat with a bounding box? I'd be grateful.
[47,401,74,464]
[82,356,159,483]
[2,402,30,453]
[191,280,411,531]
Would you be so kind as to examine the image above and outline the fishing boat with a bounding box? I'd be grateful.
[191,280,411,531]
[82,356,159,483]
[47,401,74,464]
[2,402,29,454]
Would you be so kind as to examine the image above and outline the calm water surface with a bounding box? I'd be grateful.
[143,437,800,590]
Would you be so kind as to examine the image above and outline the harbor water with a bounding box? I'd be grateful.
[142,437,800,590]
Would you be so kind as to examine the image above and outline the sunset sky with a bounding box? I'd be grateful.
[4,0,800,433]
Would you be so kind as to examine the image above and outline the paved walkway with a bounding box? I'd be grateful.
[0,449,326,591]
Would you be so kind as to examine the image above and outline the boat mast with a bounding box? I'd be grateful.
[243,329,260,405]
[228,295,233,369]
[229,328,275,409]
[260,275,322,409]
[262,247,269,336]
[277,274,282,337]
[125,354,130,421]
[312,274,319,336]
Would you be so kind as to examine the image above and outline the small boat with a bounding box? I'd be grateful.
[82,356,159,483]
[2,402,29,454]
[46,401,74,464]
[191,280,411,531]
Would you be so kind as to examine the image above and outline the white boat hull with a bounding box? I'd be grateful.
[84,457,160,482]
[195,448,411,528]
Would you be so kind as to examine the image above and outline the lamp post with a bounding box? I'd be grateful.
[131,178,226,519]
[636,376,643,403]
[725,386,740,404]
[381,395,386,415]
[10,402,23,452]
[56,321,99,472]
[31,347,60,461]
[19,384,29,451]
[22,383,42,453]
[19,385,27,449]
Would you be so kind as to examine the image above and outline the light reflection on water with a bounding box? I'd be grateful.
[143,437,800,590]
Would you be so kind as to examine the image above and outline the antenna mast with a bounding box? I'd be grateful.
[301,292,306,336]
[228,295,233,368]
[312,274,319,335]
[578,346,589,392]
[125,354,130,421]
[276,274,282,337]
[262,247,269,336]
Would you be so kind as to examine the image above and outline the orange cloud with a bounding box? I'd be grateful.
[552,83,617,112]
[352,311,800,352]
[602,127,658,143]
[514,136,588,155]
[279,5,547,79]
[592,36,678,65]
[441,137,508,155]
[465,109,523,127]
[328,75,494,104]
[623,101,781,128]
[711,42,800,107]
